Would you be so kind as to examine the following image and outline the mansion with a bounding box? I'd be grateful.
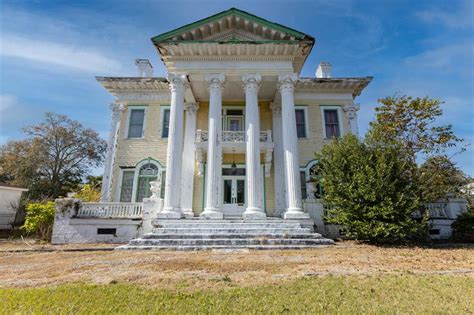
[97,8,372,221]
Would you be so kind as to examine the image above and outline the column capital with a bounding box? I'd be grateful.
[205,73,225,89]
[242,73,262,93]
[109,102,125,112]
[278,73,298,92]
[184,102,199,114]
[270,102,281,115]
[342,101,360,119]
[167,73,189,91]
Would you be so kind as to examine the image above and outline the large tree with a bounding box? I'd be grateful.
[370,95,463,163]
[0,112,107,199]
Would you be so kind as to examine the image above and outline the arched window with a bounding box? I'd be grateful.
[301,160,324,200]
[136,162,159,202]
[308,163,323,199]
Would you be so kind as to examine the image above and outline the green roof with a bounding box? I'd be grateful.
[151,7,313,44]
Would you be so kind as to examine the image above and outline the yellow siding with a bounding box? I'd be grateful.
[110,102,169,200]
[295,100,351,166]
[112,98,351,215]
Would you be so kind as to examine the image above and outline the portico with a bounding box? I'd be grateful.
[159,69,308,220]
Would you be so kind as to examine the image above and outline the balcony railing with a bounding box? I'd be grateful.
[77,202,143,219]
[196,130,272,143]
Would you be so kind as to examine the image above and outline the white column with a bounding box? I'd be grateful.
[242,74,265,219]
[181,102,199,218]
[201,74,225,219]
[159,73,188,219]
[278,74,310,219]
[343,101,360,136]
[270,102,287,216]
[101,102,125,202]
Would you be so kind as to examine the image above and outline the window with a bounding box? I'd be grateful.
[323,109,340,139]
[97,228,116,235]
[128,109,145,138]
[161,108,170,138]
[300,171,307,199]
[119,170,134,202]
[136,163,159,202]
[295,109,307,138]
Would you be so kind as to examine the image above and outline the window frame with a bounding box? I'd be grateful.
[222,106,245,131]
[117,169,135,202]
[294,105,309,139]
[124,105,148,139]
[160,105,171,139]
[320,105,343,139]
[116,159,165,202]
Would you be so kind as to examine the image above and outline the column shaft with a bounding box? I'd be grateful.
[160,74,187,218]
[270,102,287,216]
[278,74,310,219]
[201,74,225,219]
[242,74,265,219]
[101,102,124,202]
[181,103,199,218]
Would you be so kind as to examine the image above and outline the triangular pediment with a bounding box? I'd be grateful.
[152,8,313,44]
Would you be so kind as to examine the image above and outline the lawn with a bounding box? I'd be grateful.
[0,241,473,314]
[1,275,473,314]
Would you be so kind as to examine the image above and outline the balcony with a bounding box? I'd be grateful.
[195,129,274,177]
[195,130,273,153]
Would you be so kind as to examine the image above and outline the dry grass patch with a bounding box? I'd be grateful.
[0,241,472,290]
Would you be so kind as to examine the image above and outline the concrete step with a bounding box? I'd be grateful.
[128,238,334,246]
[141,233,323,239]
[151,228,312,234]
[118,219,334,251]
[154,222,303,229]
[116,244,334,251]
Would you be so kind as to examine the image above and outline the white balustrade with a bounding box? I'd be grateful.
[195,130,272,143]
[424,203,448,218]
[78,202,144,218]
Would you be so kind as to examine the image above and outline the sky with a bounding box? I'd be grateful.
[0,0,473,175]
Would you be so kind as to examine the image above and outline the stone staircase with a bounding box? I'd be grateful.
[117,219,334,250]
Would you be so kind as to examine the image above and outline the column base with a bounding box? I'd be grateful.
[157,207,183,219]
[200,207,223,219]
[182,208,194,219]
[243,207,266,220]
[283,208,310,219]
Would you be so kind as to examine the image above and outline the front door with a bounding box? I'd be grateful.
[222,175,246,217]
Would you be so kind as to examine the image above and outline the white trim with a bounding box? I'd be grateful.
[295,105,309,139]
[320,105,344,139]
[124,105,148,139]
[159,105,171,139]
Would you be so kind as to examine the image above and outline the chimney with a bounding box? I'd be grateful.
[135,59,153,77]
[316,62,332,78]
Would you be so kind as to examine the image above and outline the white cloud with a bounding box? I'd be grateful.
[0,34,123,74]
[0,94,16,114]
[416,0,473,29]
[403,42,472,75]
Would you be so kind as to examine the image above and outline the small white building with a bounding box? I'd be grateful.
[0,183,27,230]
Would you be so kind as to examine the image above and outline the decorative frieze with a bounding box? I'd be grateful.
[343,101,360,136]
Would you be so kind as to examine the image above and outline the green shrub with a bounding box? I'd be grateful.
[451,208,474,243]
[22,201,55,241]
[318,134,428,244]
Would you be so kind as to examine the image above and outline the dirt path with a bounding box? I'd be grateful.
[1,241,472,289]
